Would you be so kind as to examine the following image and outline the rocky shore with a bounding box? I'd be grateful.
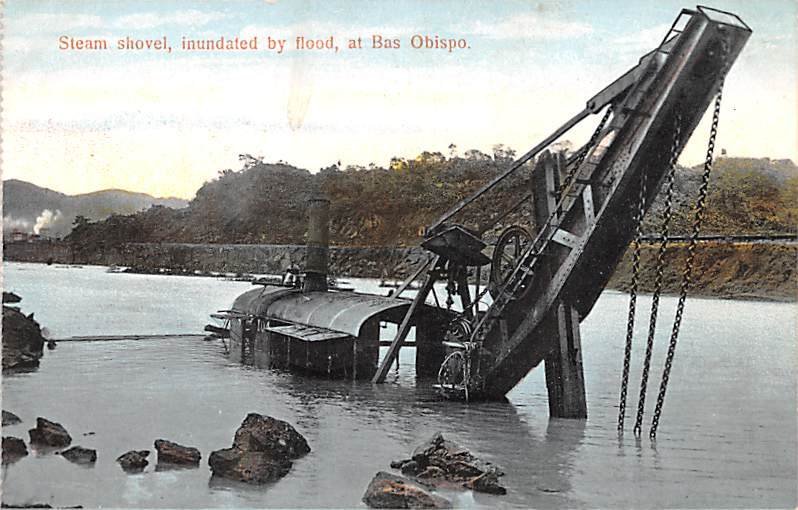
[2,294,46,372]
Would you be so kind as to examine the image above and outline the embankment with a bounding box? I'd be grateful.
[4,240,795,301]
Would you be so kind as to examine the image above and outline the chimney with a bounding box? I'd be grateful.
[303,194,330,292]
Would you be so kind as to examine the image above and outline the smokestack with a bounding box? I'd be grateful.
[303,194,330,292]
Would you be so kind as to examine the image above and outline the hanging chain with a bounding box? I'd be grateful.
[632,114,681,438]
[650,84,724,439]
[559,105,614,197]
[649,36,730,440]
[617,168,648,434]
[468,106,614,352]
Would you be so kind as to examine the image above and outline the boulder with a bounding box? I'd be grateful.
[463,470,507,495]
[2,436,29,463]
[209,413,310,485]
[28,418,71,448]
[391,432,506,495]
[154,439,200,466]
[59,446,97,465]
[362,471,450,509]
[232,413,310,459]
[3,291,22,304]
[2,306,45,371]
[208,447,292,484]
[3,410,22,426]
[116,450,150,473]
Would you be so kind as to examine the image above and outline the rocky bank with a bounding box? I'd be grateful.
[2,303,46,372]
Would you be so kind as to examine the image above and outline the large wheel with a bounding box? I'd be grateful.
[489,225,533,299]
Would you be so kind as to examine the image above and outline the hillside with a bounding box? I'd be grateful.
[3,179,188,238]
[64,154,797,251]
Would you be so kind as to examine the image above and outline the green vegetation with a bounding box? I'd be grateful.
[66,153,796,250]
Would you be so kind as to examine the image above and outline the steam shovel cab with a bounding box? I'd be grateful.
[216,196,455,380]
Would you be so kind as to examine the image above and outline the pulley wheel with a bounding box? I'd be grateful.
[489,225,533,299]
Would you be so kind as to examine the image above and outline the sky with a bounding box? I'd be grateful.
[2,0,796,199]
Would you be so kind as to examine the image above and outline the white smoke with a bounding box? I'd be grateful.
[33,209,63,235]
[3,215,33,233]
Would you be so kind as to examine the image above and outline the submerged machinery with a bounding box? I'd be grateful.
[218,7,750,429]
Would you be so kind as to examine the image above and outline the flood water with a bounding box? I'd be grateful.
[2,262,796,508]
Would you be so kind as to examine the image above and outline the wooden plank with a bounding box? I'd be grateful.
[372,269,437,383]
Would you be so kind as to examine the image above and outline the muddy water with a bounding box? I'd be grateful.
[2,262,796,508]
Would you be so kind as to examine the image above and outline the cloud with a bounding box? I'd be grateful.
[459,12,593,40]
[611,23,669,51]
[239,21,410,44]
[112,9,233,30]
[12,13,104,31]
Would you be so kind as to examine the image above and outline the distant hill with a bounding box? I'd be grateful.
[3,179,188,238]
[64,154,797,253]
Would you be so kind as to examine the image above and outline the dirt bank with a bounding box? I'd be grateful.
[609,242,797,301]
[5,241,795,301]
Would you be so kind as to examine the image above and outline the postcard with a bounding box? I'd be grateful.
[2,1,796,508]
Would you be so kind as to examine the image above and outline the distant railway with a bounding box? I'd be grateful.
[638,234,797,244]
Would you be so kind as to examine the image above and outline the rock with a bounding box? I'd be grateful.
[59,446,97,465]
[463,470,507,495]
[392,432,506,495]
[417,466,446,479]
[399,459,421,476]
[362,471,450,509]
[2,436,28,463]
[154,439,200,466]
[232,413,310,459]
[2,306,45,371]
[2,410,22,426]
[116,450,150,472]
[208,413,310,485]
[208,447,292,484]
[3,292,22,304]
[28,418,71,448]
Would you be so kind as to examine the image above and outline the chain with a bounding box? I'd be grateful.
[650,84,724,439]
[559,106,614,196]
[471,107,613,340]
[633,114,681,438]
[459,104,613,395]
[618,168,648,434]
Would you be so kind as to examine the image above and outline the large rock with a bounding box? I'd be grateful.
[3,291,22,304]
[154,439,200,466]
[28,418,72,448]
[2,306,45,371]
[59,446,97,465]
[3,410,22,426]
[2,436,29,463]
[208,448,292,484]
[116,450,150,473]
[362,471,450,509]
[209,413,310,485]
[391,432,506,495]
[232,413,310,459]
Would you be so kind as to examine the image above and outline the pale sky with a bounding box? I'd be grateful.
[2,0,796,199]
